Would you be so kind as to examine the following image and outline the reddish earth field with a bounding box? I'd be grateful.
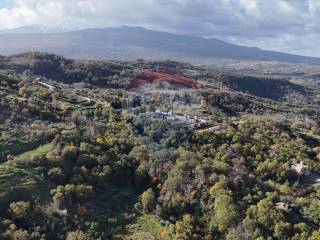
[127,68,198,90]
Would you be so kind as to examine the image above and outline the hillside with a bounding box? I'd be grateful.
[200,71,308,100]
[1,51,318,120]
[0,52,312,102]
[0,55,320,239]
[1,27,320,64]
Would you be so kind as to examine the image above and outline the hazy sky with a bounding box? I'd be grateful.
[0,0,319,57]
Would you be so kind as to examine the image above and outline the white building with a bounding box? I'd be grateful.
[291,161,310,176]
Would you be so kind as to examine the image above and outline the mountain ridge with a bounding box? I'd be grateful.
[0,24,76,34]
[0,26,319,64]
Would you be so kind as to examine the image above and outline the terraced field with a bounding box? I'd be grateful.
[0,162,43,201]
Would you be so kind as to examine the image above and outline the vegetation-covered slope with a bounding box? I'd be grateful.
[0,53,320,239]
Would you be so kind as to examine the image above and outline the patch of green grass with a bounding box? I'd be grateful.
[12,96,27,101]
[0,141,44,157]
[125,213,165,240]
[14,143,53,165]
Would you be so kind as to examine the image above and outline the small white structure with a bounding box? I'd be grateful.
[291,161,310,176]
[275,202,289,211]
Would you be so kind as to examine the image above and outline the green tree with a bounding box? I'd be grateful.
[61,145,78,161]
[311,231,320,240]
[9,201,30,219]
[66,230,88,240]
[51,184,93,209]
[174,214,195,240]
[246,197,285,234]
[6,227,30,240]
[211,192,239,233]
[141,188,155,212]
[302,200,320,225]
[273,221,291,239]
[48,167,65,183]
[52,191,65,209]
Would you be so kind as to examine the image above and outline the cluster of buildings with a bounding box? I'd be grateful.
[139,111,208,128]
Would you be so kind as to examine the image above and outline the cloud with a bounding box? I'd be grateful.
[0,0,320,56]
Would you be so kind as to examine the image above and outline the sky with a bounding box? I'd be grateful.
[0,0,319,57]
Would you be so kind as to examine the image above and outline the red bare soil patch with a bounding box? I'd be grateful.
[127,68,198,90]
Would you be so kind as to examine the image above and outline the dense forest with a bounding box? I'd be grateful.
[0,52,320,239]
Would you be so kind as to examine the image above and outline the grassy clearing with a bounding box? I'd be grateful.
[14,143,53,165]
[1,144,54,204]
[124,213,165,240]
[0,140,45,158]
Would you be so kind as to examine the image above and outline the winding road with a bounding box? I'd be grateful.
[79,96,92,104]
[35,77,55,91]
[35,77,93,105]
[38,81,55,91]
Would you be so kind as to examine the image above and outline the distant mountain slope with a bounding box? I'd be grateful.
[0,25,74,34]
[0,26,319,64]
[0,52,309,102]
